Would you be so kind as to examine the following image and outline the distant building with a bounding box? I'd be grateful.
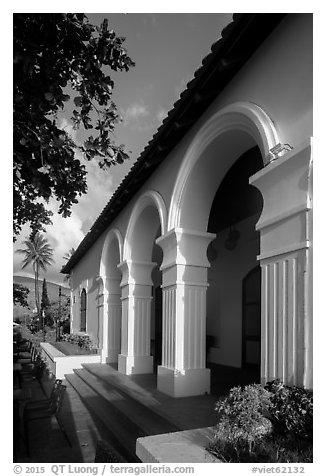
[62,14,313,397]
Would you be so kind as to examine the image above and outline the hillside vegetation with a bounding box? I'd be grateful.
[13,275,69,319]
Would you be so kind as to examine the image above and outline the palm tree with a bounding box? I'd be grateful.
[62,247,75,283]
[16,232,54,317]
[63,247,75,262]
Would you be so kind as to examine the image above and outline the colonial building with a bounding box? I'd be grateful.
[62,13,313,398]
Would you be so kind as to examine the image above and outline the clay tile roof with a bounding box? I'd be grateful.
[61,13,286,274]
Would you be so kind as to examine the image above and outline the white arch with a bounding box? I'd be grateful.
[168,101,280,230]
[99,228,124,280]
[124,190,168,261]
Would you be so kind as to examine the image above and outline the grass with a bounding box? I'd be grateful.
[207,434,313,463]
[51,341,97,356]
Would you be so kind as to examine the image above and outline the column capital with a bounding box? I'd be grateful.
[249,139,312,262]
[118,260,157,286]
[97,274,121,294]
[156,228,216,271]
[250,139,312,231]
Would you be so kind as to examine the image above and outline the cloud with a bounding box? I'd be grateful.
[45,201,85,273]
[122,102,150,127]
[75,159,116,232]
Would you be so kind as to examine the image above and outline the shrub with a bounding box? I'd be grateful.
[208,380,313,463]
[60,333,98,352]
[265,379,313,440]
[214,384,273,454]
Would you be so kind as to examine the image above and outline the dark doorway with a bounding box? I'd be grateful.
[153,286,162,370]
[80,288,87,332]
[242,265,261,369]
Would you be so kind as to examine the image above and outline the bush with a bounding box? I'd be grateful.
[61,333,98,352]
[265,379,313,440]
[214,384,273,455]
[208,381,313,463]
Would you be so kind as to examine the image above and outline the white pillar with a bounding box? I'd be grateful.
[99,276,122,364]
[117,260,156,375]
[156,228,215,397]
[250,139,312,389]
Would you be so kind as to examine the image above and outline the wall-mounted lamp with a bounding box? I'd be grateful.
[224,225,240,251]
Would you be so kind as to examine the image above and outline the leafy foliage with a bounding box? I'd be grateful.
[208,381,313,463]
[13,283,30,307]
[14,14,135,238]
[265,379,313,440]
[61,333,98,352]
[214,384,272,455]
[63,247,76,262]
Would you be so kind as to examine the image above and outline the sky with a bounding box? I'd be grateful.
[12,12,233,285]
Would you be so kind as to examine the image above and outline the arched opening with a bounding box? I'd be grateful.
[129,205,163,372]
[157,102,281,396]
[206,146,263,392]
[99,229,123,364]
[80,288,87,332]
[106,238,122,364]
[120,191,166,375]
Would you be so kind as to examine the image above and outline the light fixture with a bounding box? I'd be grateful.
[224,225,240,250]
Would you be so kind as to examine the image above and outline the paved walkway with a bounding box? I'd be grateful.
[14,375,108,463]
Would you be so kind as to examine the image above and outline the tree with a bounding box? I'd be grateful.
[41,278,52,327]
[63,247,76,262]
[16,233,54,318]
[51,294,71,340]
[13,283,30,307]
[41,278,50,309]
[14,14,135,239]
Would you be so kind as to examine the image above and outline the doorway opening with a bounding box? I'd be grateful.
[151,237,163,372]
[242,265,261,370]
[206,146,263,392]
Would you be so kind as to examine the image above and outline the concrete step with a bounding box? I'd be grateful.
[66,366,180,462]
[81,363,219,431]
[65,373,141,462]
[77,365,179,435]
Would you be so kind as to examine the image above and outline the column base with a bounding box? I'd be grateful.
[157,366,211,397]
[118,354,153,375]
[101,348,120,364]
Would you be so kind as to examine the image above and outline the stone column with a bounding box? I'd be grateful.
[156,228,215,397]
[96,278,105,357]
[117,260,156,375]
[250,139,312,389]
[99,276,122,364]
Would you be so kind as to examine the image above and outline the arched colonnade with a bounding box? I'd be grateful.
[95,102,312,397]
